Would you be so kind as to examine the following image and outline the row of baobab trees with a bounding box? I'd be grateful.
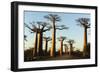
[24,14,90,60]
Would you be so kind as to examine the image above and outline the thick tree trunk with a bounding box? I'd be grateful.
[37,32,43,56]
[65,45,68,54]
[50,47,52,57]
[83,28,87,56]
[51,21,56,57]
[33,32,38,57]
[37,33,40,55]
[59,40,63,56]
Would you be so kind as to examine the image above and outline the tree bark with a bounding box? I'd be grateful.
[37,32,43,56]
[51,20,56,57]
[51,30,55,57]
[33,32,38,57]
[83,28,87,56]
[60,40,63,56]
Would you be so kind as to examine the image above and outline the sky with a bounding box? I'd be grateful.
[24,11,90,51]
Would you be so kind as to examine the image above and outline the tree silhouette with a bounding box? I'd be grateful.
[63,44,68,54]
[76,18,90,56]
[25,23,38,57]
[67,39,75,55]
[25,22,51,56]
[43,37,51,55]
[44,14,68,57]
[86,43,90,58]
[58,36,66,56]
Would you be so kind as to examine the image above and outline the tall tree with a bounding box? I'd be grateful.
[67,39,75,55]
[58,36,66,56]
[37,22,51,56]
[43,37,51,55]
[25,23,38,57]
[25,22,51,56]
[76,18,90,56]
[44,14,68,57]
[63,44,68,54]
[44,14,60,57]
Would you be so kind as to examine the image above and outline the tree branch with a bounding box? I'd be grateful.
[43,28,51,32]
[25,23,33,31]
[56,27,68,30]
[25,23,36,32]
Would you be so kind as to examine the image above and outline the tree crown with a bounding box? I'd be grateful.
[76,18,90,28]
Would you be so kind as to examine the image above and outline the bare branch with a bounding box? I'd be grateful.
[42,25,52,32]
[25,23,37,32]
[87,23,91,28]
[55,25,68,30]
[43,28,51,32]
[44,15,53,21]
[24,23,33,31]
[43,37,51,41]
[44,14,61,22]
[37,21,49,30]
[57,36,67,41]
[76,18,90,28]
[56,28,64,30]
[67,39,75,44]
[56,27,68,30]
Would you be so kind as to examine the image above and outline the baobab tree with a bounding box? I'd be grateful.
[43,37,51,55]
[76,18,90,56]
[44,14,68,57]
[63,44,69,54]
[25,23,38,57]
[57,36,66,56]
[25,22,51,56]
[67,39,75,55]
[37,22,52,56]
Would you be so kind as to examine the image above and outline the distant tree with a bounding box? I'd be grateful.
[57,36,66,56]
[67,39,75,55]
[63,44,69,54]
[43,37,51,55]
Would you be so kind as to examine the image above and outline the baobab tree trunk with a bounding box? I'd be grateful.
[40,32,43,55]
[83,28,87,56]
[33,33,38,57]
[51,21,56,57]
[37,32,43,56]
[37,33,40,55]
[59,40,63,56]
[64,45,68,54]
